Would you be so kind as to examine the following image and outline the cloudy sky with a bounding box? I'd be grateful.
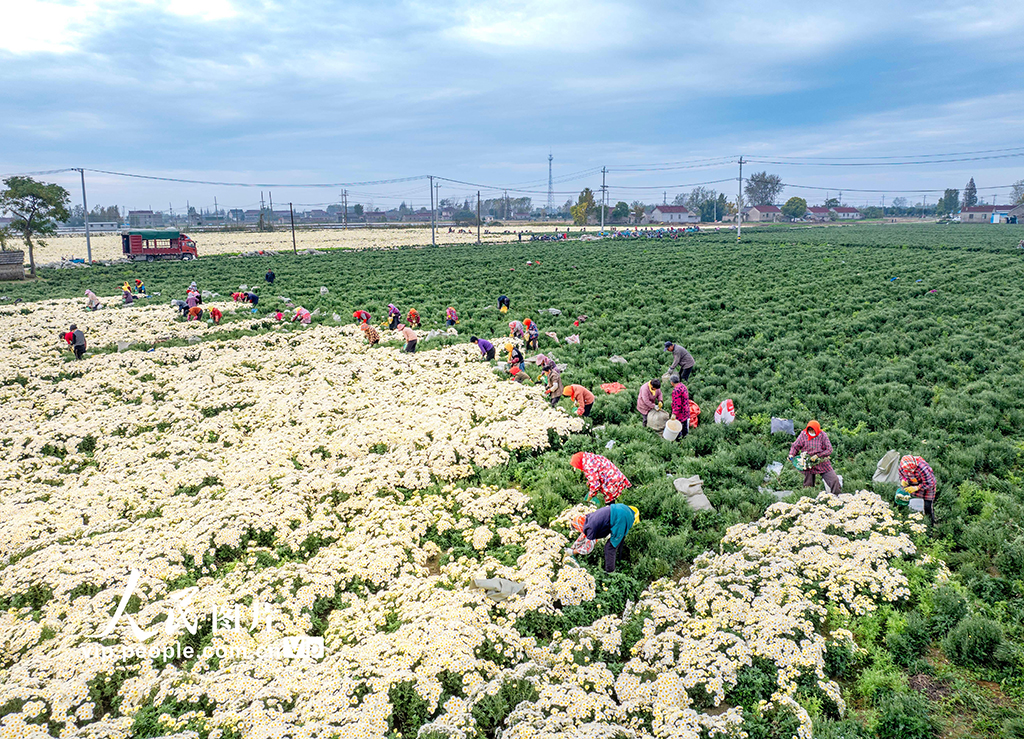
[2,0,1023,212]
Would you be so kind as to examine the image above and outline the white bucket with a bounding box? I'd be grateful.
[663,419,682,441]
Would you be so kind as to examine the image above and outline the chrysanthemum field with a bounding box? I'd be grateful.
[2,224,1023,739]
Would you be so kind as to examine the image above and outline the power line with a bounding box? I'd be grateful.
[83,168,430,188]
[745,152,1024,167]
[742,145,1024,161]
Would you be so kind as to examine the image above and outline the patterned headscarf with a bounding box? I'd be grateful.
[899,455,925,480]
[570,515,594,554]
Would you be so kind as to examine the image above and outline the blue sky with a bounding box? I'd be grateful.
[2,0,1023,212]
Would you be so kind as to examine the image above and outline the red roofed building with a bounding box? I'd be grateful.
[960,205,1014,223]
[806,206,831,222]
[647,205,699,224]
[831,206,862,220]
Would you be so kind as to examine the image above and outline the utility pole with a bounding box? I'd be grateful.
[434,181,441,221]
[343,190,348,228]
[737,157,744,242]
[663,191,667,205]
[260,191,265,231]
[76,169,92,263]
[477,191,481,245]
[429,175,436,246]
[289,203,297,254]
[186,200,190,229]
[547,152,554,215]
[600,167,607,229]
[214,196,218,219]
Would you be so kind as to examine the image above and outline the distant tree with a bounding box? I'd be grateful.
[453,209,478,226]
[714,194,729,221]
[353,204,364,217]
[781,197,807,220]
[744,171,784,206]
[0,176,71,275]
[630,201,646,224]
[891,196,908,213]
[672,192,687,206]
[938,189,960,215]
[962,177,978,208]
[1011,180,1024,205]
[398,201,409,215]
[823,197,840,209]
[571,188,596,226]
[612,201,629,222]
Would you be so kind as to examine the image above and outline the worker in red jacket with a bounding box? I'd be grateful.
[570,452,631,504]
[353,310,371,325]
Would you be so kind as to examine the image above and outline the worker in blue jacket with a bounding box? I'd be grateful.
[569,503,639,573]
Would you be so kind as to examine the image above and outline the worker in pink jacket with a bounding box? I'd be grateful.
[636,378,662,426]
[397,323,418,353]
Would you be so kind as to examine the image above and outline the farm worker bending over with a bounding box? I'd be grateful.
[542,362,563,406]
[471,337,496,360]
[505,343,525,370]
[563,384,595,417]
[509,366,528,384]
[69,324,87,360]
[524,318,539,350]
[387,304,401,330]
[398,323,418,353]
[899,455,937,523]
[353,310,371,325]
[509,320,526,339]
[789,420,842,494]
[636,378,663,426]
[85,290,102,310]
[406,308,421,328]
[570,452,632,505]
[187,306,203,321]
[246,292,259,312]
[171,299,188,316]
[265,269,275,284]
[670,375,690,439]
[123,290,135,305]
[570,503,639,573]
[664,341,695,381]
[186,292,198,309]
[210,307,222,324]
[497,295,511,312]
[293,307,312,324]
[361,323,380,346]
[446,307,459,326]
[135,279,145,294]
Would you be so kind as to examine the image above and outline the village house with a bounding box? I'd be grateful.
[645,205,699,224]
[744,205,782,222]
[831,206,862,220]
[960,205,1015,224]
[806,206,831,222]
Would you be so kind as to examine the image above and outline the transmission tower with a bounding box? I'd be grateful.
[547,152,554,215]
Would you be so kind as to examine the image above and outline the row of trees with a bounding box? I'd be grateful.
[64,204,121,227]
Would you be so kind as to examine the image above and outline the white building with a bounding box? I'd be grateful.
[831,207,862,220]
[646,205,699,224]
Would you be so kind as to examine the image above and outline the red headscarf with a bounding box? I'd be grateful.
[570,452,585,470]
[899,455,925,479]
[805,420,821,438]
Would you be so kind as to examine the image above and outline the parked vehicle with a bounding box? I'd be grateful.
[121,230,197,261]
